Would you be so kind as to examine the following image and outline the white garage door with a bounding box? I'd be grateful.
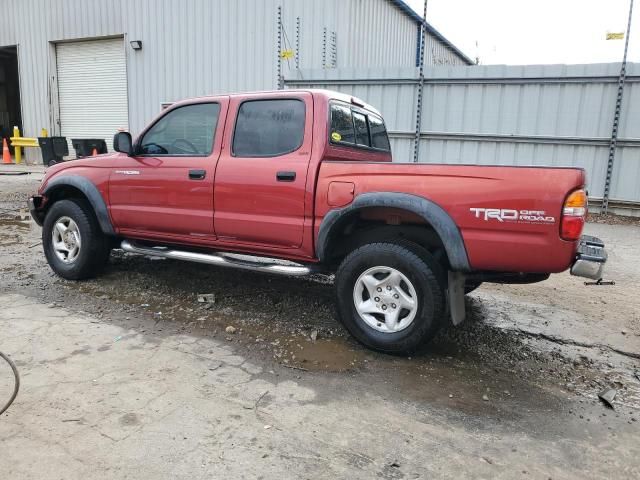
[56,38,128,154]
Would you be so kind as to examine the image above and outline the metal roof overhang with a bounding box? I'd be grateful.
[388,0,474,65]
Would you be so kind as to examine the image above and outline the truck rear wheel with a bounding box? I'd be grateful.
[335,243,445,354]
[42,199,111,280]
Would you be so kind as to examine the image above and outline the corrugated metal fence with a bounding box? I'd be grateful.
[285,63,640,213]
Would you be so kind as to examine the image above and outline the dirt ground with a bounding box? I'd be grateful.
[1,166,639,479]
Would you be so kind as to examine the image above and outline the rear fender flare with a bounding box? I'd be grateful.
[43,175,115,235]
[316,192,470,271]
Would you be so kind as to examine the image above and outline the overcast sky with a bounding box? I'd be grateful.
[405,0,639,65]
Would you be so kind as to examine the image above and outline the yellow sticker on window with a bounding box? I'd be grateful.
[331,132,342,142]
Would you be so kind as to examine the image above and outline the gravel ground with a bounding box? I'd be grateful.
[1,167,639,478]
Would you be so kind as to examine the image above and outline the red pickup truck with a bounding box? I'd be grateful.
[29,89,607,353]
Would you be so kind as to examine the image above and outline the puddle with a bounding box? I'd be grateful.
[0,217,31,246]
[0,215,32,239]
[55,268,582,420]
[73,272,368,373]
[273,336,369,372]
[0,217,30,228]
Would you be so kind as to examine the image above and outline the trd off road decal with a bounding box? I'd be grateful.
[469,208,555,224]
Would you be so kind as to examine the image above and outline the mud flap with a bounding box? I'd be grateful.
[448,271,466,326]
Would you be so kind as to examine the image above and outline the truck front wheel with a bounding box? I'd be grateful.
[335,243,445,354]
[42,199,111,280]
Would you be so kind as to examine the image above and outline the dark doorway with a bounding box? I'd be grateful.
[0,46,22,153]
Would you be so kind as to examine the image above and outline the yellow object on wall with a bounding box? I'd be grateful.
[606,32,625,40]
[280,49,295,59]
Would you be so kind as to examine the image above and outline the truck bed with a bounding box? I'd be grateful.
[315,162,586,273]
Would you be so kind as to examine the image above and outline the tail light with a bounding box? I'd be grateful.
[560,189,587,241]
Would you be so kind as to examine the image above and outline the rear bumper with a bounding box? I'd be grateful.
[570,235,607,280]
[28,195,45,226]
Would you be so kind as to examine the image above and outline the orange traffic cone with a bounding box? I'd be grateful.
[91,148,98,156]
[2,138,11,164]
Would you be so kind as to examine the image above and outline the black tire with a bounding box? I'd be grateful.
[394,239,447,290]
[464,281,482,294]
[335,242,445,354]
[42,198,111,280]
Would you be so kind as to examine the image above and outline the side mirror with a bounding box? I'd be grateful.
[113,131,134,156]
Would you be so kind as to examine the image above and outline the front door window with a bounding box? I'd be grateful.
[139,103,220,156]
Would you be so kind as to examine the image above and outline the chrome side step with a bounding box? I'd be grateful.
[120,240,320,277]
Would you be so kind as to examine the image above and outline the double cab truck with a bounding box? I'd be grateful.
[29,89,607,353]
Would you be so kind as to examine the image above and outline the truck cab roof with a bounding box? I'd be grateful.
[167,89,382,118]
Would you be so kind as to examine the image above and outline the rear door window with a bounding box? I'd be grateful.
[232,99,305,157]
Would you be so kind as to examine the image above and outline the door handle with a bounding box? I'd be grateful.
[276,171,296,182]
[189,169,206,180]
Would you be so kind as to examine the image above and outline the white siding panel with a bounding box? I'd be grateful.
[56,38,129,153]
[285,63,640,207]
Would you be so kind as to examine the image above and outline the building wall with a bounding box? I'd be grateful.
[0,0,128,161]
[424,31,469,66]
[341,0,417,68]
[278,0,420,70]
[0,0,465,162]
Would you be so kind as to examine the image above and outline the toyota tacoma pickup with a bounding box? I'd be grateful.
[29,89,607,353]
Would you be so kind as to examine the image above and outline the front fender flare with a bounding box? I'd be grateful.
[43,175,115,235]
[316,192,470,271]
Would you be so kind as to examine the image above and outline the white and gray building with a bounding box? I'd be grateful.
[0,0,470,162]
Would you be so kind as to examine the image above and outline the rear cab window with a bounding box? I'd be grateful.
[329,101,391,153]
